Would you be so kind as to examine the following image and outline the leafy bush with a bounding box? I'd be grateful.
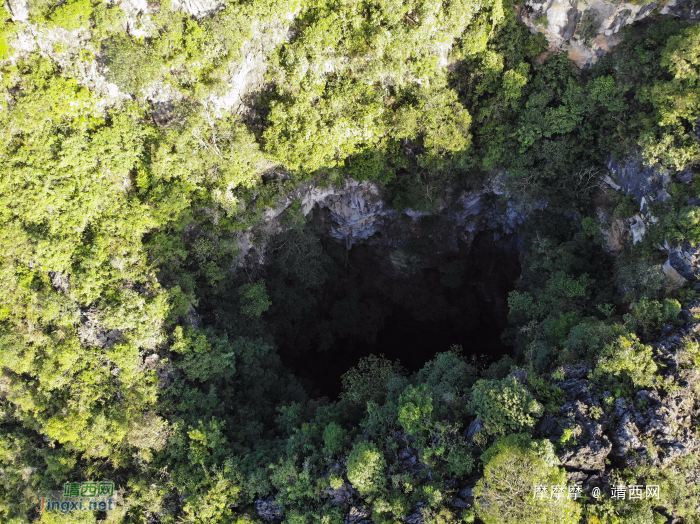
[630,298,682,336]
[474,435,580,524]
[50,0,92,30]
[171,326,237,381]
[341,355,405,406]
[416,349,478,403]
[347,442,387,496]
[592,334,659,393]
[239,281,272,318]
[467,377,544,436]
[322,422,347,456]
[397,384,434,436]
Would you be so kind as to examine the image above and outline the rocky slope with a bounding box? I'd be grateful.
[521,0,700,67]
[539,304,700,508]
[599,153,700,285]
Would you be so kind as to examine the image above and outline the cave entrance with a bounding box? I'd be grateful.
[265,210,522,399]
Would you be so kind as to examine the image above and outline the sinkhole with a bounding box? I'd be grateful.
[262,206,522,398]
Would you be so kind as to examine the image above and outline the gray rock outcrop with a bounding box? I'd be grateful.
[255,496,283,522]
[78,307,123,348]
[537,303,700,493]
[327,483,358,505]
[236,176,531,275]
[606,156,672,209]
[522,0,700,68]
[170,0,224,19]
[602,154,700,276]
[668,242,700,281]
[344,506,372,524]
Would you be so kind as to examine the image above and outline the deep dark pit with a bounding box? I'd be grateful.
[265,211,522,399]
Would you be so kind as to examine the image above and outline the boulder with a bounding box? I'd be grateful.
[345,506,372,524]
[668,243,700,281]
[557,401,611,470]
[606,156,672,209]
[559,437,612,471]
[170,0,224,19]
[78,307,122,348]
[464,419,485,443]
[254,496,283,522]
[328,483,358,505]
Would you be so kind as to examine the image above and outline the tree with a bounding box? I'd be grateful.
[397,384,434,435]
[346,442,386,497]
[467,377,543,436]
[592,334,658,393]
[474,435,581,524]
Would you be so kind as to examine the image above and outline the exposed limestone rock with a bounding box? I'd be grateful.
[523,0,700,68]
[602,154,692,253]
[48,270,71,295]
[111,0,158,39]
[170,0,224,19]
[606,155,672,209]
[537,302,700,491]
[8,21,126,106]
[5,0,29,21]
[663,259,688,285]
[668,242,700,281]
[464,418,485,443]
[206,15,296,117]
[255,496,283,522]
[344,506,372,524]
[236,177,531,274]
[78,307,123,348]
[327,483,358,505]
[522,0,658,67]
[628,213,646,244]
[599,213,629,255]
[402,503,426,524]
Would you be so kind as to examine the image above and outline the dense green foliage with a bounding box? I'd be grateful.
[1,0,700,523]
[474,435,580,524]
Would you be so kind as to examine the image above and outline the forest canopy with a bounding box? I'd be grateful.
[1,0,700,523]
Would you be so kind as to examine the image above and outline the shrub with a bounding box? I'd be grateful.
[50,0,92,30]
[592,334,658,393]
[631,298,682,336]
[445,445,475,477]
[474,435,581,524]
[239,281,272,318]
[397,384,434,435]
[341,355,404,406]
[322,422,346,456]
[467,377,544,436]
[346,442,386,496]
[416,349,478,402]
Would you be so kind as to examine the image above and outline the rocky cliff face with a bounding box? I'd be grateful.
[600,153,700,284]
[235,177,532,276]
[521,0,700,68]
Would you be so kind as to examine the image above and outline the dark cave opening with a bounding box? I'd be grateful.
[266,210,522,399]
